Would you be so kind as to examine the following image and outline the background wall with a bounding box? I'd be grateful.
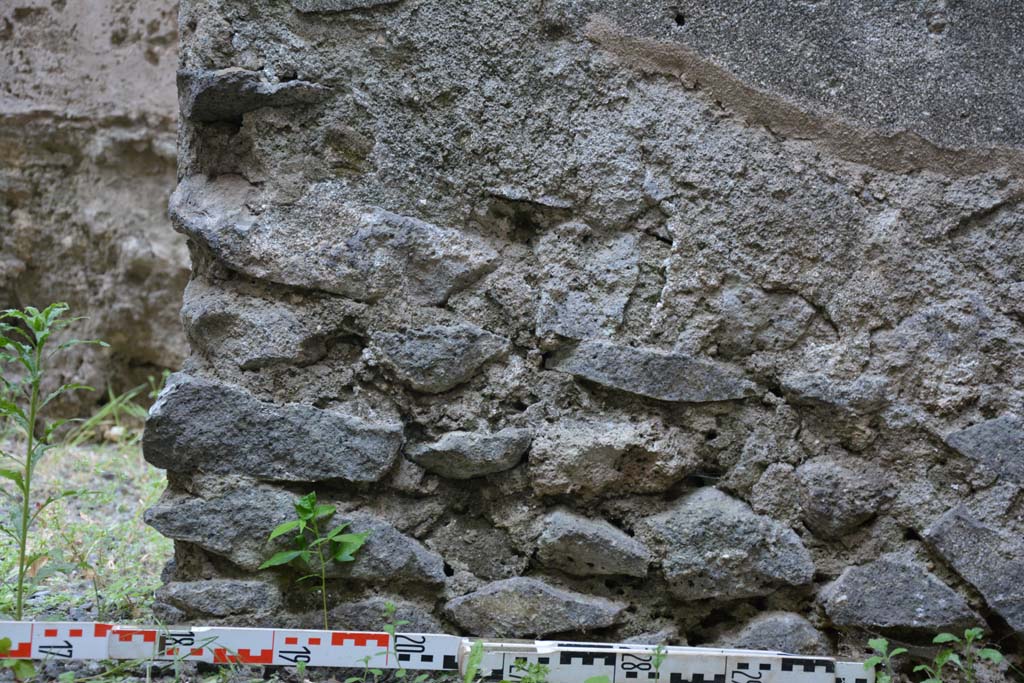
[0,0,188,405]
[145,0,1023,660]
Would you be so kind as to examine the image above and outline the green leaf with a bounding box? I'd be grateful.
[413,674,429,683]
[977,648,1003,663]
[326,523,352,539]
[585,677,612,683]
[58,671,76,683]
[370,669,383,676]
[913,665,931,673]
[863,657,883,669]
[964,627,984,641]
[0,636,11,654]
[268,519,301,541]
[12,660,35,679]
[0,468,24,490]
[868,638,889,655]
[258,550,304,569]
[933,633,961,644]
[888,647,908,658]
[314,504,336,519]
[295,492,317,518]
[395,668,407,678]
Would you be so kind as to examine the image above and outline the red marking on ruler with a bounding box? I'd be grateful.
[0,641,31,658]
[309,637,321,645]
[116,629,157,643]
[69,629,83,638]
[44,629,57,638]
[191,648,204,656]
[331,632,389,647]
[94,624,113,638]
[285,637,298,645]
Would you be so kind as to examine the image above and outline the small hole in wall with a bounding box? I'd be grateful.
[443,562,455,577]
[704,430,718,442]
[674,12,686,26]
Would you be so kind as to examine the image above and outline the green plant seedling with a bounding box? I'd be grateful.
[927,628,1004,683]
[260,491,369,630]
[863,637,907,683]
[652,643,668,682]
[0,302,106,620]
[381,601,428,683]
[511,658,551,683]
[464,640,485,683]
[0,635,36,680]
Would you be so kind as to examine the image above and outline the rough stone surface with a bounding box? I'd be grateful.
[637,488,814,600]
[944,414,1024,484]
[795,457,890,539]
[444,577,626,637]
[549,341,758,403]
[924,506,1024,633]
[536,509,651,578]
[178,68,329,123]
[819,554,979,635]
[156,580,282,620]
[0,0,186,406]
[150,0,1024,643]
[145,373,403,482]
[713,612,831,656]
[327,596,443,633]
[371,323,509,394]
[528,415,699,498]
[406,428,532,479]
[169,175,498,306]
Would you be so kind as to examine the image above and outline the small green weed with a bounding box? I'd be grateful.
[866,629,1004,683]
[0,302,106,621]
[463,640,485,683]
[509,658,550,683]
[260,491,369,630]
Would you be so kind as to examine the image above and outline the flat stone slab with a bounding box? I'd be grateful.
[548,340,758,402]
[445,577,625,637]
[944,414,1024,484]
[536,509,651,578]
[144,372,403,482]
[406,427,532,479]
[637,487,814,600]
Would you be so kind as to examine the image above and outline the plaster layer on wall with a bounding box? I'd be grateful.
[148,0,1024,656]
[0,0,188,402]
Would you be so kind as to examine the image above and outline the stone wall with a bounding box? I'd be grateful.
[145,0,1024,659]
[0,0,187,402]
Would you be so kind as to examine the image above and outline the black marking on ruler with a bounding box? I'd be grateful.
[560,652,617,666]
[670,675,725,683]
[487,669,505,680]
[781,658,835,673]
[399,654,411,662]
[855,679,868,683]
[538,657,550,665]
[38,640,74,659]
[759,663,771,671]
[558,642,615,649]
[737,663,748,671]
[442,655,457,671]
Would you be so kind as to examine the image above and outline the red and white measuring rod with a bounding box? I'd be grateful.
[0,622,873,683]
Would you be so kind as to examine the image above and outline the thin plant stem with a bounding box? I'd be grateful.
[14,346,40,621]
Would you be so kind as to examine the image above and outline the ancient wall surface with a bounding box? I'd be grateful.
[146,0,1024,658]
[0,0,187,401]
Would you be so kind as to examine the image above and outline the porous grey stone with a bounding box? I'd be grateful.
[924,507,1024,632]
[536,509,651,578]
[327,596,443,633]
[331,511,446,585]
[178,68,329,122]
[714,612,831,656]
[445,577,626,637]
[156,580,282,618]
[819,554,978,635]
[944,414,1024,484]
[145,483,295,572]
[637,488,814,600]
[548,341,758,403]
[181,278,339,370]
[780,372,891,415]
[290,0,400,11]
[144,373,403,482]
[796,457,890,539]
[528,415,699,497]
[372,323,510,394]
[406,427,532,478]
[535,224,639,339]
[170,175,498,306]
[708,286,818,358]
[427,517,528,580]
